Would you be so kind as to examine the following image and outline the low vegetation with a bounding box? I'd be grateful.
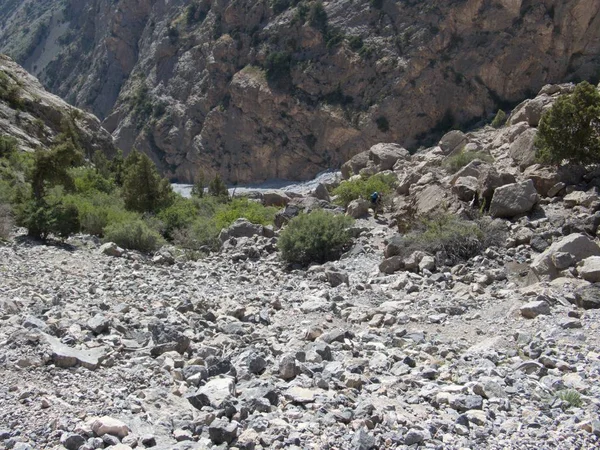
[536,81,600,165]
[332,173,397,207]
[278,209,354,265]
[491,109,507,128]
[393,213,502,265]
[0,132,277,254]
[557,389,583,409]
[443,149,494,174]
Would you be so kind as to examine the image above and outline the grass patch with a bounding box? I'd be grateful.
[443,150,494,174]
[332,173,397,207]
[557,390,583,409]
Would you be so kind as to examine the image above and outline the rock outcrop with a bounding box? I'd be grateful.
[2,1,600,182]
[0,55,116,157]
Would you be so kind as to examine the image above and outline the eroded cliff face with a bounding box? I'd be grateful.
[2,0,600,183]
[0,55,116,157]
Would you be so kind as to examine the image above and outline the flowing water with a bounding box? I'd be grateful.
[172,170,341,198]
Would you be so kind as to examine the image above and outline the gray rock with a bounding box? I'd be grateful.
[379,256,404,274]
[41,333,107,370]
[404,429,425,446]
[531,233,600,279]
[187,377,236,409]
[208,418,238,445]
[508,128,537,170]
[369,143,410,170]
[351,428,376,450]
[346,199,370,218]
[262,190,290,207]
[219,218,264,242]
[449,394,484,412]
[149,322,190,356]
[314,183,331,201]
[453,176,478,201]
[439,130,467,155]
[520,300,551,318]
[60,433,86,450]
[578,256,600,282]
[575,284,600,309]
[99,242,124,257]
[326,270,349,287]
[279,354,298,380]
[86,314,109,334]
[489,180,538,218]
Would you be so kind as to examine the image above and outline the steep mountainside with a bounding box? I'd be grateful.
[1,0,600,183]
[0,55,116,157]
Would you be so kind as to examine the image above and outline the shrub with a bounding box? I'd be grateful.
[443,150,493,174]
[491,109,507,128]
[72,166,115,194]
[214,197,278,229]
[278,209,354,265]
[0,203,13,240]
[157,196,199,239]
[172,216,220,251]
[536,81,600,165]
[348,35,364,51]
[376,116,389,132]
[103,219,165,253]
[0,135,18,158]
[265,52,292,83]
[19,199,80,240]
[308,1,328,33]
[332,173,397,207]
[207,173,229,201]
[393,214,485,265]
[557,389,583,409]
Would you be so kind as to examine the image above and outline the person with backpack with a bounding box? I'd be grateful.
[370,191,382,219]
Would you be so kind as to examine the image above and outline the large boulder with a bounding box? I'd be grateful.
[489,180,538,218]
[577,256,600,282]
[341,151,370,179]
[369,143,410,171]
[477,166,516,205]
[439,130,467,155]
[563,189,600,208]
[508,95,554,127]
[219,218,264,242]
[508,128,537,170]
[531,233,600,279]
[187,377,236,410]
[523,165,559,197]
[453,176,478,202]
[274,204,301,228]
[346,199,370,218]
[262,190,290,207]
[314,183,331,202]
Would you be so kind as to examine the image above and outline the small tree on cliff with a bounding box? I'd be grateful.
[536,81,600,165]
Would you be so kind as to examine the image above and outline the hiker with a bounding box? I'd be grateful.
[370,191,382,218]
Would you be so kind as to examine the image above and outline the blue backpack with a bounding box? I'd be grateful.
[370,192,379,203]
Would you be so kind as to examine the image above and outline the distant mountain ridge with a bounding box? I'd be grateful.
[1,0,600,183]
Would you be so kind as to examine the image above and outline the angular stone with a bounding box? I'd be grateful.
[100,242,124,257]
[379,256,404,274]
[531,233,600,279]
[326,270,349,287]
[520,300,551,319]
[60,432,86,450]
[578,256,600,282]
[208,418,238,445]
[453,176,478,201]
[284,386,317,403]
[187,377,235,409]
[508,128,537,170]
[489,180,538,218]
[346,199,370,218]
[279,354,298,380]
[575,284,600,309]
[87,314,110,334]
[42,334,107,370]
[369,143,410,170]
[90,416,130,439]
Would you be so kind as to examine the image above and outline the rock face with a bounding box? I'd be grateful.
[2,1,600,182]
[0,56,116,157]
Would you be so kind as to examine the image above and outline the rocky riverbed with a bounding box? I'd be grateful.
[1,209,599,449]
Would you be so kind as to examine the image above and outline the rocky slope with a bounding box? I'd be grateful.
[1,84,600,450]
[2,0,600,183]
[0,55,116,157]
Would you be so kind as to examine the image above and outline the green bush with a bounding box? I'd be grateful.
[157,196,199,239]
[72,166,115,194]
[376,116,389,132]
[0,135,18,158]
[332,173,397,207]
[278,209,354,265]
[491,109,507,128]
[536,81,600,165]
[0,203,13,240]
[443,150,493,174]
[103,219,165,253]
[19,199,80,240]
[394,214,485,265]
[214,197,278,229]
[63,191,137,237]
[308,1,328,33]
[265,52,292,83]
[172,216,221,251]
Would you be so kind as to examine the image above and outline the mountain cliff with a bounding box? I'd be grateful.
[2,0,600,182]
[0,55,116,157]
